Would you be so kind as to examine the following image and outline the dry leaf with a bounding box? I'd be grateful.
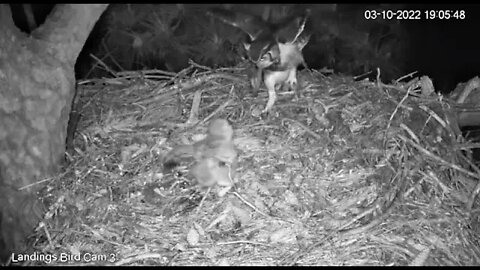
[231,206,251,225]
[173,243,186,252]
[217,186,232,197]
[409,247,431,266]
[253,198,268,213]
[187,227,200,246]
[66,242,82,256]
[283,190,300,206]
[270,227,297,244]
[217,258,230,266]
[204,246,219,259]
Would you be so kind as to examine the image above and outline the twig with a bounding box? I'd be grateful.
[177,73,244,92]
[199,240,272,247]
[282,185,399,266]
[395,71,418,83]
[399,123,420,144]
[18,177,55,191]
[217,67,247,72]
[114,253,165,266]
[398,134,480,181]
[468,173,480,211]
[117,69,177,77]
[137,72,239,106]
[38,222,54,251]
[376,67,381,85]
[282,169,405,266]
[195,187,211,215]
[384,85,411,148]
[206,209,230,230]
[421,170,451,194]
[282,118,324,141]
[198,99,233,126]
[418,105,447,129]
[188,59,212,71]
[456,76,480,104]
[279,231,336,265]
[458,150,480,177]
[89,53,117,77]
[231,191,271,219]
[186,89,202,125]
[102,40,124,71]
[353,70,374,80]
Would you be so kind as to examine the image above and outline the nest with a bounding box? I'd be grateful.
[27,61,480,265]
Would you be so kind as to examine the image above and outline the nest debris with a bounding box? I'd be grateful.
[25,61,480,266]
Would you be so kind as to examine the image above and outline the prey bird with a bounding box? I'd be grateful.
[207,6,311,113]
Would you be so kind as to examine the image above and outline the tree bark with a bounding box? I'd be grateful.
[0,4,108,261]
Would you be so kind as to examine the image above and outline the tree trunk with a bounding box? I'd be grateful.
[0,4,108,261]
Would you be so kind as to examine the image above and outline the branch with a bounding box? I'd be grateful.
[0,4,19,32]
[33,4,109,63]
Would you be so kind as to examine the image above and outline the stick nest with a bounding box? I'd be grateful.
[31,62,480,266]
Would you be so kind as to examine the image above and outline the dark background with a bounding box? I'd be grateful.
[404,4,480,93]
[9,4,480,94]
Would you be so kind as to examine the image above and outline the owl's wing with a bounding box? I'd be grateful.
[273,9,311,44]
[295,32,311,51]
